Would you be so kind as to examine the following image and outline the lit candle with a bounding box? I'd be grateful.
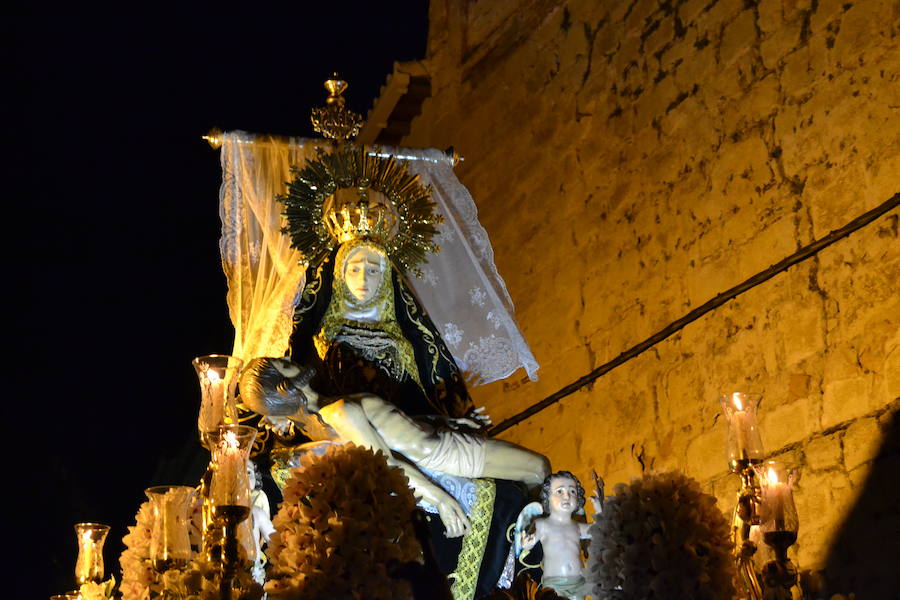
[199,369,224,432]
[215,430,244,506]
[75,529,95,583]
[163,490,180,552]
[73,523,109,585]
[731,393,750,459]
[766,466,786,531]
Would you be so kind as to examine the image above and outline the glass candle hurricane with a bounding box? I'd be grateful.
[719,392,765,471]
[192,355,244,441]
[74,522,110,586]
[206,425,258,584]
[209,424,257,510]
[146,485,197,571]
[754,461,799,537]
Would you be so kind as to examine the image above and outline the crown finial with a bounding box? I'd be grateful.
[311,73,364,141]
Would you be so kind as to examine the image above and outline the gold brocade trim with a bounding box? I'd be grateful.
[397,281,467,412]
[397,282,442,387]
[450,479,496,600]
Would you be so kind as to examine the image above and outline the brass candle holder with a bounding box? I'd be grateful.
[756,461,800,599]
[720,393,804,600]
[203,424,258,600]
[720,393,766,600]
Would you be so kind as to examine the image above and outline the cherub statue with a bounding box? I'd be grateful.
[240,356,550,538]
[516,472,595,600]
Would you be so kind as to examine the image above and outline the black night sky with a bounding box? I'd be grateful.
[10,3,428,596]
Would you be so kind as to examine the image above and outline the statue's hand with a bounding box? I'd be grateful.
[520,530,537,550]
[589,495,603,517]
[447,407,493,432]
[436,493,470,538]
[260,415,294,436]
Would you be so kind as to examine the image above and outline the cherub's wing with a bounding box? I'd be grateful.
[512,501,544,558]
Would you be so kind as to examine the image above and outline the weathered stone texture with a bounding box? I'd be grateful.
[405,0,899,578]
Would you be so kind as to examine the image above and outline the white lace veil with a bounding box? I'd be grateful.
[218,131,538,385]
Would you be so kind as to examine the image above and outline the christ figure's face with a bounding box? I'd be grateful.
[344,245,385,304]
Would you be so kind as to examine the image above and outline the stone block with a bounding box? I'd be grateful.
[809,0,851,33]
[783,306,826,367]
[846,463,871,490]
[644,13,676,58]
[831,2,888,66]
[885,337,900,400]
[735,73,780,122]
[673,41,715,90]
[756,0,783,35]
[686,426,728,481]
[792,469,856,568]
[634,74,679,131]
[678,0,711,24]
[624,0,660,37]
[694,0,746,38]
[822,376,875,428]
[842,417,883,471]
[658,33,693,72]
[738,214,799,280]
[761,398,814,451]
[719,9,758,67]
[709,135,772,196]
[781,47,816,100]
[685,254,743,308]
[788,372,813,400]
[804,432,843,471]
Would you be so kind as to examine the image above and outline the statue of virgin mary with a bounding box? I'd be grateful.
[281,149,473,420]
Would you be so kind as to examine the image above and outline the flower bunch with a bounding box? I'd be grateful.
[120,501,155,600]
[588,471,736,600]
[78,577,116,600]
[266,443,421,600]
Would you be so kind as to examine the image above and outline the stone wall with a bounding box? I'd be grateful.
[400,0,899,590]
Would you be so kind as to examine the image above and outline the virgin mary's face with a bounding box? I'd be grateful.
[343,246,385,304]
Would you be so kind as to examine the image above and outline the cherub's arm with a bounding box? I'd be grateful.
[579,522,591,539]
[521,517,546,550]
[318,399,470,538]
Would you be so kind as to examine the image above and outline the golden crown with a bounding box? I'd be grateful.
[324,186,398,246]
[279,146,443,275]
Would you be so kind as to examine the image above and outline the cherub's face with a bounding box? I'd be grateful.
[344,246,385,304]
[548,476,579,515]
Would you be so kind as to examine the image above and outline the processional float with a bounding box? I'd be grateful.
[56,77,808,600]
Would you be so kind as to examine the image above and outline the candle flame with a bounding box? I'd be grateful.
[207,370,221,383]
[767,466,779,483]
[732,393,744,411]
[224,430,239,450]
[81,530,93,544]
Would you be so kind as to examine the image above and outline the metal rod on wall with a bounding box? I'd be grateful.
[488,192,900,437]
